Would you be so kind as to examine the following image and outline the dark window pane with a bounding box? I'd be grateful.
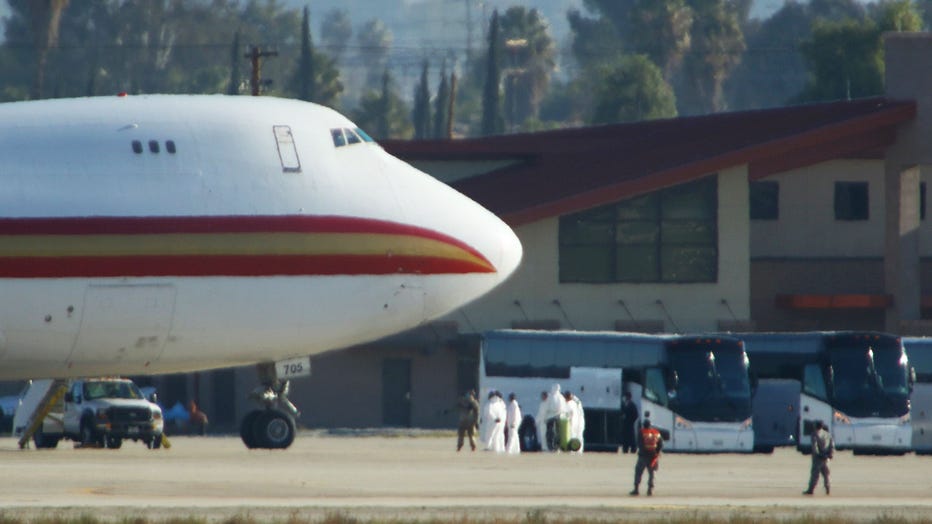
[834,181,869,221]
[616,220,659,244]
[617,194,659,220]
[148,140,160,153]
[558,176,718,283]
[560,217,614,244]
[663,178,716,219]
[750,181,779,220]
[616,245,660,282]
[166,140,176,154]
[661,246,717,282]
[131,140,142,154]
[560,245,613,282]
[662,220,715,244]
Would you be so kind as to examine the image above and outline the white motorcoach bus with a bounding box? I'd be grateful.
[479,330,754,453]
[737,332,912,454]
[903,337,932,455]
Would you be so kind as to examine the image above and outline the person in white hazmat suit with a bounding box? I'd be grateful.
[505,393,522,454]
[486,391,507,452]
[535,391,550,451]
[563,390,585,452]
[539,384,567,451]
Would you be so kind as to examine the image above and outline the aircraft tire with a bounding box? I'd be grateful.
[252,409,295,450]
[148,434,162,449]
[240,410,263,449]
[105,435,123,449]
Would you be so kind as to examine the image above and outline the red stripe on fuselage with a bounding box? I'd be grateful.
[0,216,495,278]
[0,255,488,278]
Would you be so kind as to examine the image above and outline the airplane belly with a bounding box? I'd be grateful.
[68,283,176,369]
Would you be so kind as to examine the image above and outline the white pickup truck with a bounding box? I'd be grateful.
[30,378,164,449]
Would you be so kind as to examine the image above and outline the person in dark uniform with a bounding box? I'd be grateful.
[456,390,480,451]
[630,419,662,496]
[804,420,835,495]
[620,391,638,453]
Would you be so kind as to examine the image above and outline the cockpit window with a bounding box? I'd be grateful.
[331,128,346,147]
[332,127,375,148]
[355,128,375,143]
[344,128,362,145]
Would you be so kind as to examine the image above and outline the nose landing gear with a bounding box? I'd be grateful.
[240,363,299,449]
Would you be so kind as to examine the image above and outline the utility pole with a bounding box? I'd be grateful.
[245,46,279,96]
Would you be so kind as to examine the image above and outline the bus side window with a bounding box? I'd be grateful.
[803,363,828,400]
[644,368,668,406]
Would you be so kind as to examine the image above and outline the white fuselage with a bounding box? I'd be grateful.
[0,95,522,379]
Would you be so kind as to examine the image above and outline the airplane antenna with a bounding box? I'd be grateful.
[245,45,279,96]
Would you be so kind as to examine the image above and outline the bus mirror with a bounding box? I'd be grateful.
[910,367,917,389]
[750,373,759,394]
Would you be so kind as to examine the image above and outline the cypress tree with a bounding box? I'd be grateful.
[432,62,450,139]
[481,10,504,136]
[412,60,431,139]
[227,31,241,95]
[296,6,316,102]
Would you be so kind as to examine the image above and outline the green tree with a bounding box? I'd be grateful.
[227,30,242,95]
[591,54,677,124]
[26,0,71,99]
[320,8,352,62]
[432,63,450,139]
[481,10,504,136]
[294,7,315,102]
[725,0,869,110]
[353,70,412,140]
[356,18,392,90]
[412,60,431,139]
[499,6,556,130]
[287,6,343,107]
[626,0,693,80]
[795,1,919,103]
[675,0,746,115]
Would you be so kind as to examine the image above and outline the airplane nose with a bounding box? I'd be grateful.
[483,209,523,282]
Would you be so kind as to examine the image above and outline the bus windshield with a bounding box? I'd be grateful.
[667,344,752,422]
[827,339,909,418]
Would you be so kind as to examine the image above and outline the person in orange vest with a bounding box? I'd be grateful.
[630,419,663,496]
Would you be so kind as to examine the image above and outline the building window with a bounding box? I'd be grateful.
[750,181,779,220]
[834,181,869,221]
[559,176,718,283]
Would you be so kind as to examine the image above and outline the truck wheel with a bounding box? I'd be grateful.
[105,436,123,449]
[80,421,100,448]
[33,428,59,449]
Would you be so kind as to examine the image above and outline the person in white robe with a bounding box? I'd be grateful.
[505,393,522,454]
[487,391,507,452]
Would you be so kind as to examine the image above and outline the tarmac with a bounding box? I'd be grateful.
[0,432,931,522]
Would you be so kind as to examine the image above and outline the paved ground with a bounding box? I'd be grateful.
[0,432,931,522]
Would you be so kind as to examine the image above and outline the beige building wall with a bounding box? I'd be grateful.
[752,159,932,258]
[452,167,751,334]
